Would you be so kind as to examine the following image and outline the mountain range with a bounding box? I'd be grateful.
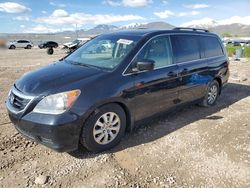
[73,21,250,37]
[72,22,175,36]
[1,21,249,45]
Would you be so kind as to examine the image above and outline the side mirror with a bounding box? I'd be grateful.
[136,59,155,71]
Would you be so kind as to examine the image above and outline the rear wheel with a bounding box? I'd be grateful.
[200,80,220,107]
[80,104,126,152]
[26,45,31,49]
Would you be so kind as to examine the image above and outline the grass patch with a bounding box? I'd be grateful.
[225,46,250,57]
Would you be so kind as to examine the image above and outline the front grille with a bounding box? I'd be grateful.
[8,87,34,113]
[10,92,30,110]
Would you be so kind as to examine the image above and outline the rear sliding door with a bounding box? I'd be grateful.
[170,34,211,103]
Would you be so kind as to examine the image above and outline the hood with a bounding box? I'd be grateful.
[7,41,15,45]
[65,43,77,48]
[63,42,75,47]
[63,42,72,46]
[15,61,104,95]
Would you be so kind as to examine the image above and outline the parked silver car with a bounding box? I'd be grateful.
[7,40,33,49]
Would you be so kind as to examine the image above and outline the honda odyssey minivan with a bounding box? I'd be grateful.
[6,28,229,152]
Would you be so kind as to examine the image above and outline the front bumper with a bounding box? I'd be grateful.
[7,109,82,152]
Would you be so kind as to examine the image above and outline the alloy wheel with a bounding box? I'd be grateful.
[207,85,218,105]
[93,112,121,145]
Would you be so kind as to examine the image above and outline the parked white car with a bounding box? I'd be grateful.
[244,41,250,46]
[63,38,91,49]
[7,40,33,49]
[63,38,91,53]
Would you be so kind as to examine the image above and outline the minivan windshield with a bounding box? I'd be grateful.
[65,34,141,70]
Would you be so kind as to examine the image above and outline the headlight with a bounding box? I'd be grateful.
[33,90,81,115]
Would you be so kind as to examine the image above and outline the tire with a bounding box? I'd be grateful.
[47,48,54,55]
[26,45,31,49]
[80,104,126,152]
[200,80,220,107]
[9,45,16,49]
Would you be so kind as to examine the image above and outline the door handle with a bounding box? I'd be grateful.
[167,71,176,77]
[181,68,188,74]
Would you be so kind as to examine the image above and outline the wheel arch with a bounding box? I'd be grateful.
[214,77,222,94]
[10,45,16,49]
[82,101,134,133]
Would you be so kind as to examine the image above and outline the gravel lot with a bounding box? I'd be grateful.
[0,48,250,188]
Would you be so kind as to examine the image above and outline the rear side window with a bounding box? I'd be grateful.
[171,35,200,63]
[201,36,224,57]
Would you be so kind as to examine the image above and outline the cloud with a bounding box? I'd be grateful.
[184,4,210,9]
[103,0,152,7]
[49,2,66,8]
[180,16,250,27]
[22,24,79,33]
[154,10,199,18]
[154,10,174,18]
[42,10,47,14]
[26,25,60,33]
[51,9,69,17]
[122,0,152,7]
[49,2,56,6]
[219,16,250,25]
[178,11,200,17]
[14,16,30,21]
[0,2,31,13]
[180,18,217,27]
[103,0,121,6]
[36,11,145,25]
[162,0,168,5]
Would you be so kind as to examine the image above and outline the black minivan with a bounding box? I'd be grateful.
[6,28,229,152]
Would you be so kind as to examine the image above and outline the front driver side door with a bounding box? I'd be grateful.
[16,40,23,48]
[126,35,180,121]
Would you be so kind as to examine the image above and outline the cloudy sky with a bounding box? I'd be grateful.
[0,0,250,33]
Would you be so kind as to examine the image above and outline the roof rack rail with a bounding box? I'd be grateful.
[173,27,209,32]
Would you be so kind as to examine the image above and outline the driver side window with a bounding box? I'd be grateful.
[133,35,173,70]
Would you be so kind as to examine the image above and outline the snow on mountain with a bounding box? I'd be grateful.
[119,22,174,30]
[180,18,218,28]
[93,24,118,30]
[180,16,250,29]
[119,22,146,29]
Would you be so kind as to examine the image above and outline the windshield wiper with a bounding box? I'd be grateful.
[70,61,103,70]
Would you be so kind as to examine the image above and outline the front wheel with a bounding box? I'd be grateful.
[47,48,54,55]
[80,104,126,152]
[200,80,220,107]
[9,45,16,49]
[26,45,31,49]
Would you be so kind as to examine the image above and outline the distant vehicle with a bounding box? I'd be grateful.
[0,38,7,48]
[244,41,250,46]
[38,41,58,49]
[63,38,91,53]
[226,41,241,46]
[240,41,246,46]
[7,40,33,49]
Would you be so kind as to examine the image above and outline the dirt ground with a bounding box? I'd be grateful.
[0,48,249,188]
